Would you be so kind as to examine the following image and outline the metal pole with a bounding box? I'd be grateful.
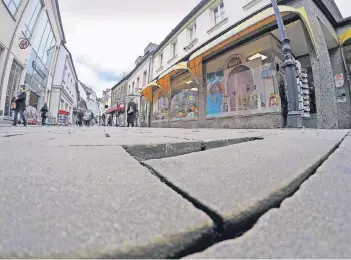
[271,0,302,128]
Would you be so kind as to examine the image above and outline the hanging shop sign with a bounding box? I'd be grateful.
[19,38,30,49]
[227,54,245,69]
[335,73,344,88]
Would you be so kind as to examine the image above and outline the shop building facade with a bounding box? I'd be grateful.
[51,44,78,125]
[0,0,66,120]
[141,0,351,129]
[111,43,158,126]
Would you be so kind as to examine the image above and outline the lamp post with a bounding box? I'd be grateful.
[271,0,302,128]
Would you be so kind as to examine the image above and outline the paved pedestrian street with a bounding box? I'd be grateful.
[0,126,350,258]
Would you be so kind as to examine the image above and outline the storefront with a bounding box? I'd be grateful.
[143,5,347,129]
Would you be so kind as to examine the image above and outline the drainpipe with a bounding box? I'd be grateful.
[147,55,153,127]
[340,45,351,107]
[0,0,30,113]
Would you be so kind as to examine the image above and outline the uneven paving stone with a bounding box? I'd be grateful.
[186,136,351,259]
[0,146,213,258]
[145,133,347,235]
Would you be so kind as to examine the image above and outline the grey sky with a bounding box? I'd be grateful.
[59,0,201,96]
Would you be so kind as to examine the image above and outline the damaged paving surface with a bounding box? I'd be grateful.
[0,126,350,258]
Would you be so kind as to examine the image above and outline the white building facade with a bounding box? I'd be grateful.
[0,0,66,120]
[51,44,78,124]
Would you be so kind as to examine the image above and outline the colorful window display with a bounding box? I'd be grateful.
[205,35,284,118]
[152,88,169,122]
[170,73,199,121]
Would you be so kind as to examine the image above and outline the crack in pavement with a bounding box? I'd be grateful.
[130,133,349,259]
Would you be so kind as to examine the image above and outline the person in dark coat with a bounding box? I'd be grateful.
[40,103,48,126]
[127,100,138,127]
[13,85,27,126]
[77,110,84,127]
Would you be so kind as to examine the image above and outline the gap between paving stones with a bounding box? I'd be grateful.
[134,134,348,259]
[123,137,263,161]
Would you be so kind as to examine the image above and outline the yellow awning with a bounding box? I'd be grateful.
[141,80,162,102]
[189,6,318,62]
[339,28,351,45]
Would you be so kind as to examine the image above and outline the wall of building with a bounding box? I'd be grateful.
[151,0,273,80]
[0,0,66,118]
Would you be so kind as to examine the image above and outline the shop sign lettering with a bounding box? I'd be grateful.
[227,54,245,69]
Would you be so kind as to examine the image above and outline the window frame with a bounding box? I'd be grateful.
[213,1,225,25]
[2,0,22,17]
[159,53,163,68]
[170,40,177,58]
[189,23,197,41]
[23,0,42,38]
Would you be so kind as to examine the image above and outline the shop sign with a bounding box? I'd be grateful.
[32,60,47,79]
[335,73,344,88]
[107,105,118,113]
[227,54,245,69]
[58,110,70,115]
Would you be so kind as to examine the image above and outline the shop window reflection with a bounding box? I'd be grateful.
[205,35,282,118]
[152,88,169,122]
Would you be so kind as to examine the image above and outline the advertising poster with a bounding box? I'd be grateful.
[206,71,225,116]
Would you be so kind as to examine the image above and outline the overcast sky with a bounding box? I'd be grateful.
[59,0,201,97]
[59,0,351,97]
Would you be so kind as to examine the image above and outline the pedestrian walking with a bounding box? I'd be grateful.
[12,85,27,127]
[84,110,91,127]
[77,110,84,127]
[102,113,106,126]
[127,99,138,127]
[40,103,48,126]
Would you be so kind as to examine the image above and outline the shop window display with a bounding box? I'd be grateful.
[205,35,283,118]
[170,73,199,121]
[152,88,169,122]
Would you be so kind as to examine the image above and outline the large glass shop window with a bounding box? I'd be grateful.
[170,72,199,120]
[205,35,282,118]
[152,88,169,122]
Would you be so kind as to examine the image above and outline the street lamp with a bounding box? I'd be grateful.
[271,0,302,128]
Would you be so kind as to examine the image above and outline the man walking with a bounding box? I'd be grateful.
[13,85,27,127]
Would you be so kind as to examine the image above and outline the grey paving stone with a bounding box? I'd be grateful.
[0,146,213,258]
[145,134,346,233]
[187,136,351,259]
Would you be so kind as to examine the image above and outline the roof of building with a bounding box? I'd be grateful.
[111,50,154,91]
[55,0,67,44]
[62,44,78,81]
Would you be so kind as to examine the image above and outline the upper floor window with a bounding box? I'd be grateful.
[24,0,42,37]
[159,53,163,68]
[132,82,135,93]
[214,1,225,25]
[170,41,177,58]
[137,77,140,89]
[143,70,147,85]
[3,0,22,17]
[189,23,197,41]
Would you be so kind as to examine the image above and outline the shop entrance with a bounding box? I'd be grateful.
[29,92,39,109]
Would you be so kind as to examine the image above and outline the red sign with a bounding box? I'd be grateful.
[58,110,69,115]
[107,105,118,113]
